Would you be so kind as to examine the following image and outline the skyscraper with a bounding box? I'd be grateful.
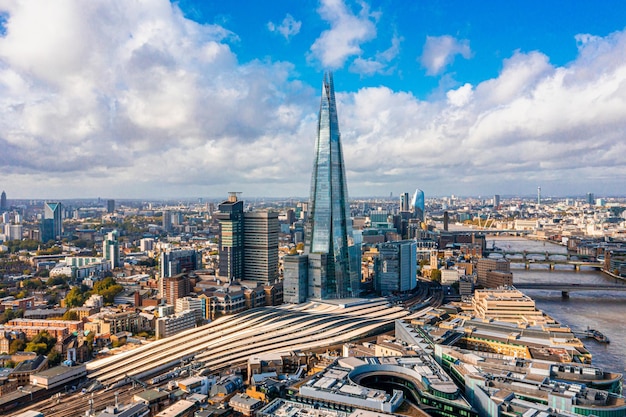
[243,211,279,283]
[0,191,7,212]
[305,72,360,299]
[411,189,425,221]
[104,230,120,268]
[106,199,115,214]
[215,193,245,280]
[41,202,63,242]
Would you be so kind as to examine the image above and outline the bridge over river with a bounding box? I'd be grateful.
[514,282,626,298]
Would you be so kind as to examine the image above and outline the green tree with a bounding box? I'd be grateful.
[62,310,79,321]
[25,342,49,355]
[64,286,90,308]
[9,338,26,354]
[47,350,62,366]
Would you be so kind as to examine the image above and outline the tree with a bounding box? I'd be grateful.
[64,286,89,308]
[25,331,57,355]
[62,310,79,321]
[25,342,49,355]
[9,339,26,354]
[47,350,62,366]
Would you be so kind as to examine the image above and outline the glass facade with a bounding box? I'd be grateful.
[305,72,360,299]
[411,188,425,221]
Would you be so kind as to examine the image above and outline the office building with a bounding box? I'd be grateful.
[243,211,279,283]
[304,72,360,299]
[493,194,500,208]
[156,310,196,339]
[0,191,6,212]
[215,193,245,280]
[587,192,594,205]
[411,188,425,221]
[106,199,115,214]
[374,240,417,295]
[159,248,200,279]
[175,296,205,322]
[283,254,309,303]
[162,274,191,305]
[162,210,172,233]
[476,258,510,286]
[103,230,120,268]
[41,202,63,242]
[400,192,410,212]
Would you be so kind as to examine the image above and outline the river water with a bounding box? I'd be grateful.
[488,237,626,376]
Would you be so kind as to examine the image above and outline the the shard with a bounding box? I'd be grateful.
[305,72,360,299]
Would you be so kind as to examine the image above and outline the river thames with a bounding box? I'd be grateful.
[488,237,626,377]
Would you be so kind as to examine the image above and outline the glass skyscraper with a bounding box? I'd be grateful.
[305,72,360,299]
[411,188,425,222]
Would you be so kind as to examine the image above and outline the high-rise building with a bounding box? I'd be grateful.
[493,194,500,208]
[304,72,360,299]
[160,248,200,279]
[243,211,279,283]
[411,189,425,221]
[374,240,417,295]
[0,191,6,212]
[537,186,541,205]
[104,230,120,268]
[162,274,191,305]
[41,202,63,242]
[283,254,309,303]
[215,193,245,280]
[587,192,595,205]
[400,192,410,212]
[162,210,172,233]
[106,199,115,214]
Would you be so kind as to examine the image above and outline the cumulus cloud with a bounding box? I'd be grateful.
[267,13,301,40]
[0,0,316,198]
[339,31,626,195]
[420,35,472,76]
[308,0,378,69]
[1,0,626,199]
[350,33,402,76]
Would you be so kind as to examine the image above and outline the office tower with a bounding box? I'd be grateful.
[305,72,360,299]
[215,193,245,280]
[140,238,155,252]
[283,254,309,303]
[244,211,279,283]
[411,189,425,221]
[160,248,200,278]
[106,199,115,214]
[162,210,172,233]
[104,230,120,268]
[1,212,9,224]
[493,194,500,208]
[537,186,541,205]
[374,240,417,295]
[587,192,595,205]
[0,191,6,212]
[400,192,410,212]
[41,202,63,242]
[443,211,449,231]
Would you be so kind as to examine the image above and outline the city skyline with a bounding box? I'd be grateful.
[2,1,626,199]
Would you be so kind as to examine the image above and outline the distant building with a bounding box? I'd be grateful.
[475,258,510,287]
[106,199,115,214]
[41,202,63,242]
[159,248,200,279]
[411,188,425,221]
[104,230,120,268]
[162,210,172,233]
[0,191,6,212]
[374,240,417,295]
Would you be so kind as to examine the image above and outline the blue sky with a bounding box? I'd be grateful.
[1,0,626,200]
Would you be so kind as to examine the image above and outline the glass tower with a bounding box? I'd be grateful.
[305,72,360,299]
[411,189,425,222]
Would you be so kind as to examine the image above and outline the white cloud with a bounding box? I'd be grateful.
[1,0,626,199]
[350,34,402,76]
[268,13,301,40]
[420,35,472,76]
[308,0,378,69]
